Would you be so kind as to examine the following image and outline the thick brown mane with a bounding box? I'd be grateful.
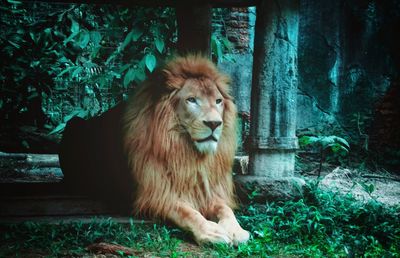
[123,55,237,218]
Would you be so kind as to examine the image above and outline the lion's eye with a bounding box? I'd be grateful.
[187,97,197,103]
[216,99,223,104]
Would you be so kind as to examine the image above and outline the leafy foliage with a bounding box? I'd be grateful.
[299,135,350,176]
[299,135,350,156]
[0,2,235,146]
[1,181,399,257]
[0,2,176,134]
[239,181,400,257]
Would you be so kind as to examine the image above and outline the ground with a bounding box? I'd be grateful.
[0,154,399,257]
[320,167,400,207]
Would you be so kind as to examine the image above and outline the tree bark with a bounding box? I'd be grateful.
[176,5,212,56]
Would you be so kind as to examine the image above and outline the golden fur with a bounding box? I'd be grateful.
[122,55,237,219]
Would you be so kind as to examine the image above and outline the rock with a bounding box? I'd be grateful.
[234,176,305,203]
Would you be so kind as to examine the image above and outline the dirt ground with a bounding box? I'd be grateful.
[320,167,400,207]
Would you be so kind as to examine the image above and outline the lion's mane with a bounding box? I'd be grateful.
[123,55,237,218]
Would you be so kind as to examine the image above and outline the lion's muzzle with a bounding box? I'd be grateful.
[203,120,222,131]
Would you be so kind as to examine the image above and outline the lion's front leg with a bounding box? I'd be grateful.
[211,201,250,245]
[167,201,232,245]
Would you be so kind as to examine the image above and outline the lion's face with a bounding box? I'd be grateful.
[175,78,225,154]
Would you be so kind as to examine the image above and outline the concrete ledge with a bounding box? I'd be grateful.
[234,175,305,203]
[249,150,296,177]
[233,155,249,175]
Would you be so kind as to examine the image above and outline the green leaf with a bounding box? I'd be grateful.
[299,136,312,146]
[334,136,350,148]
[367,183,375,194]
[90,46,101,58]
[120,30,134,51]
[63,109,88,122]
[78,31,90,49]
[307,136,320,144]
[155,38,164,53]
[63,110,80,122]
[90,31,102,47]
[72,66,83,78]
[123,68,136,87]
[330,143,348,153]
[63,18,80,45]
[360,182,375,195]
[135,68,146,82]
[27,92,39,100]
[211,35,223,61]
[70,19,79,34]
[222,37,233,51]
[216,40,223,58]
[63,31,79,45]
[119,64,131,74]
[57,66,75,77]
[109,71,121,79]
[7,40,20,49]
[29,32,37,44]
[105,52,118,66]
[49,123,66,135]
[145,54,156,72]
[59,57,72,64]
[7,0,22,4]
[131,28,143,41]
[77,110,89,118]
[320,136,335,147]
[85,85,94,95]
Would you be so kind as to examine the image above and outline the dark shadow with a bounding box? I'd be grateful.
[59,102,135,215]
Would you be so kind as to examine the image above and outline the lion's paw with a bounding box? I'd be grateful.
[231,228,250,246]
[218,219,250,246]
[193,220,232,245]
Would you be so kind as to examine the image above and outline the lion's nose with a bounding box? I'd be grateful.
[203,120,222,131]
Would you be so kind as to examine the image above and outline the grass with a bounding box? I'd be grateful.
[1,180,399,257]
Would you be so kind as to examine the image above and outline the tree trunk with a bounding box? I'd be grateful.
[176,5,212,56]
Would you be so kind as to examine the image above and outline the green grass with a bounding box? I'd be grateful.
[1,181,399,257]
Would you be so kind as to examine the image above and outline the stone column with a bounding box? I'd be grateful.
[236,0,304,202]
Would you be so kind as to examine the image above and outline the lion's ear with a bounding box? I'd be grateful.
[216,74,233,99]
[162,69,185,90]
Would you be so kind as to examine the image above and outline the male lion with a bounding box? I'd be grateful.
[123,55,250,245]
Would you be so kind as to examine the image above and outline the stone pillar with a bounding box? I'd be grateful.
[236,0,304,202]
[176,5,212,57]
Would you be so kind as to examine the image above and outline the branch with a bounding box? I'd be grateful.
[0,152,59,167]
[87,242,139,256]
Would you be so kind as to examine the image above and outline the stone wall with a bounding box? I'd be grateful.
[297,0,400,170]
[298,0,398,132]
[215,8,255,114]
[218,2,399,156]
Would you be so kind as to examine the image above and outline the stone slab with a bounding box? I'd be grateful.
[234,175,305,203]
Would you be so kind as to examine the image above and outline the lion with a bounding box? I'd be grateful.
[122,55,250,245]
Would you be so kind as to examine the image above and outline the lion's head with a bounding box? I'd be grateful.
[160,55,236,155]
[123,55,237,217]
[175,77,225,153]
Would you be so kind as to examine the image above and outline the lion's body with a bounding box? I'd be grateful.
[123,56,237,217]
[122,56,249,245]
